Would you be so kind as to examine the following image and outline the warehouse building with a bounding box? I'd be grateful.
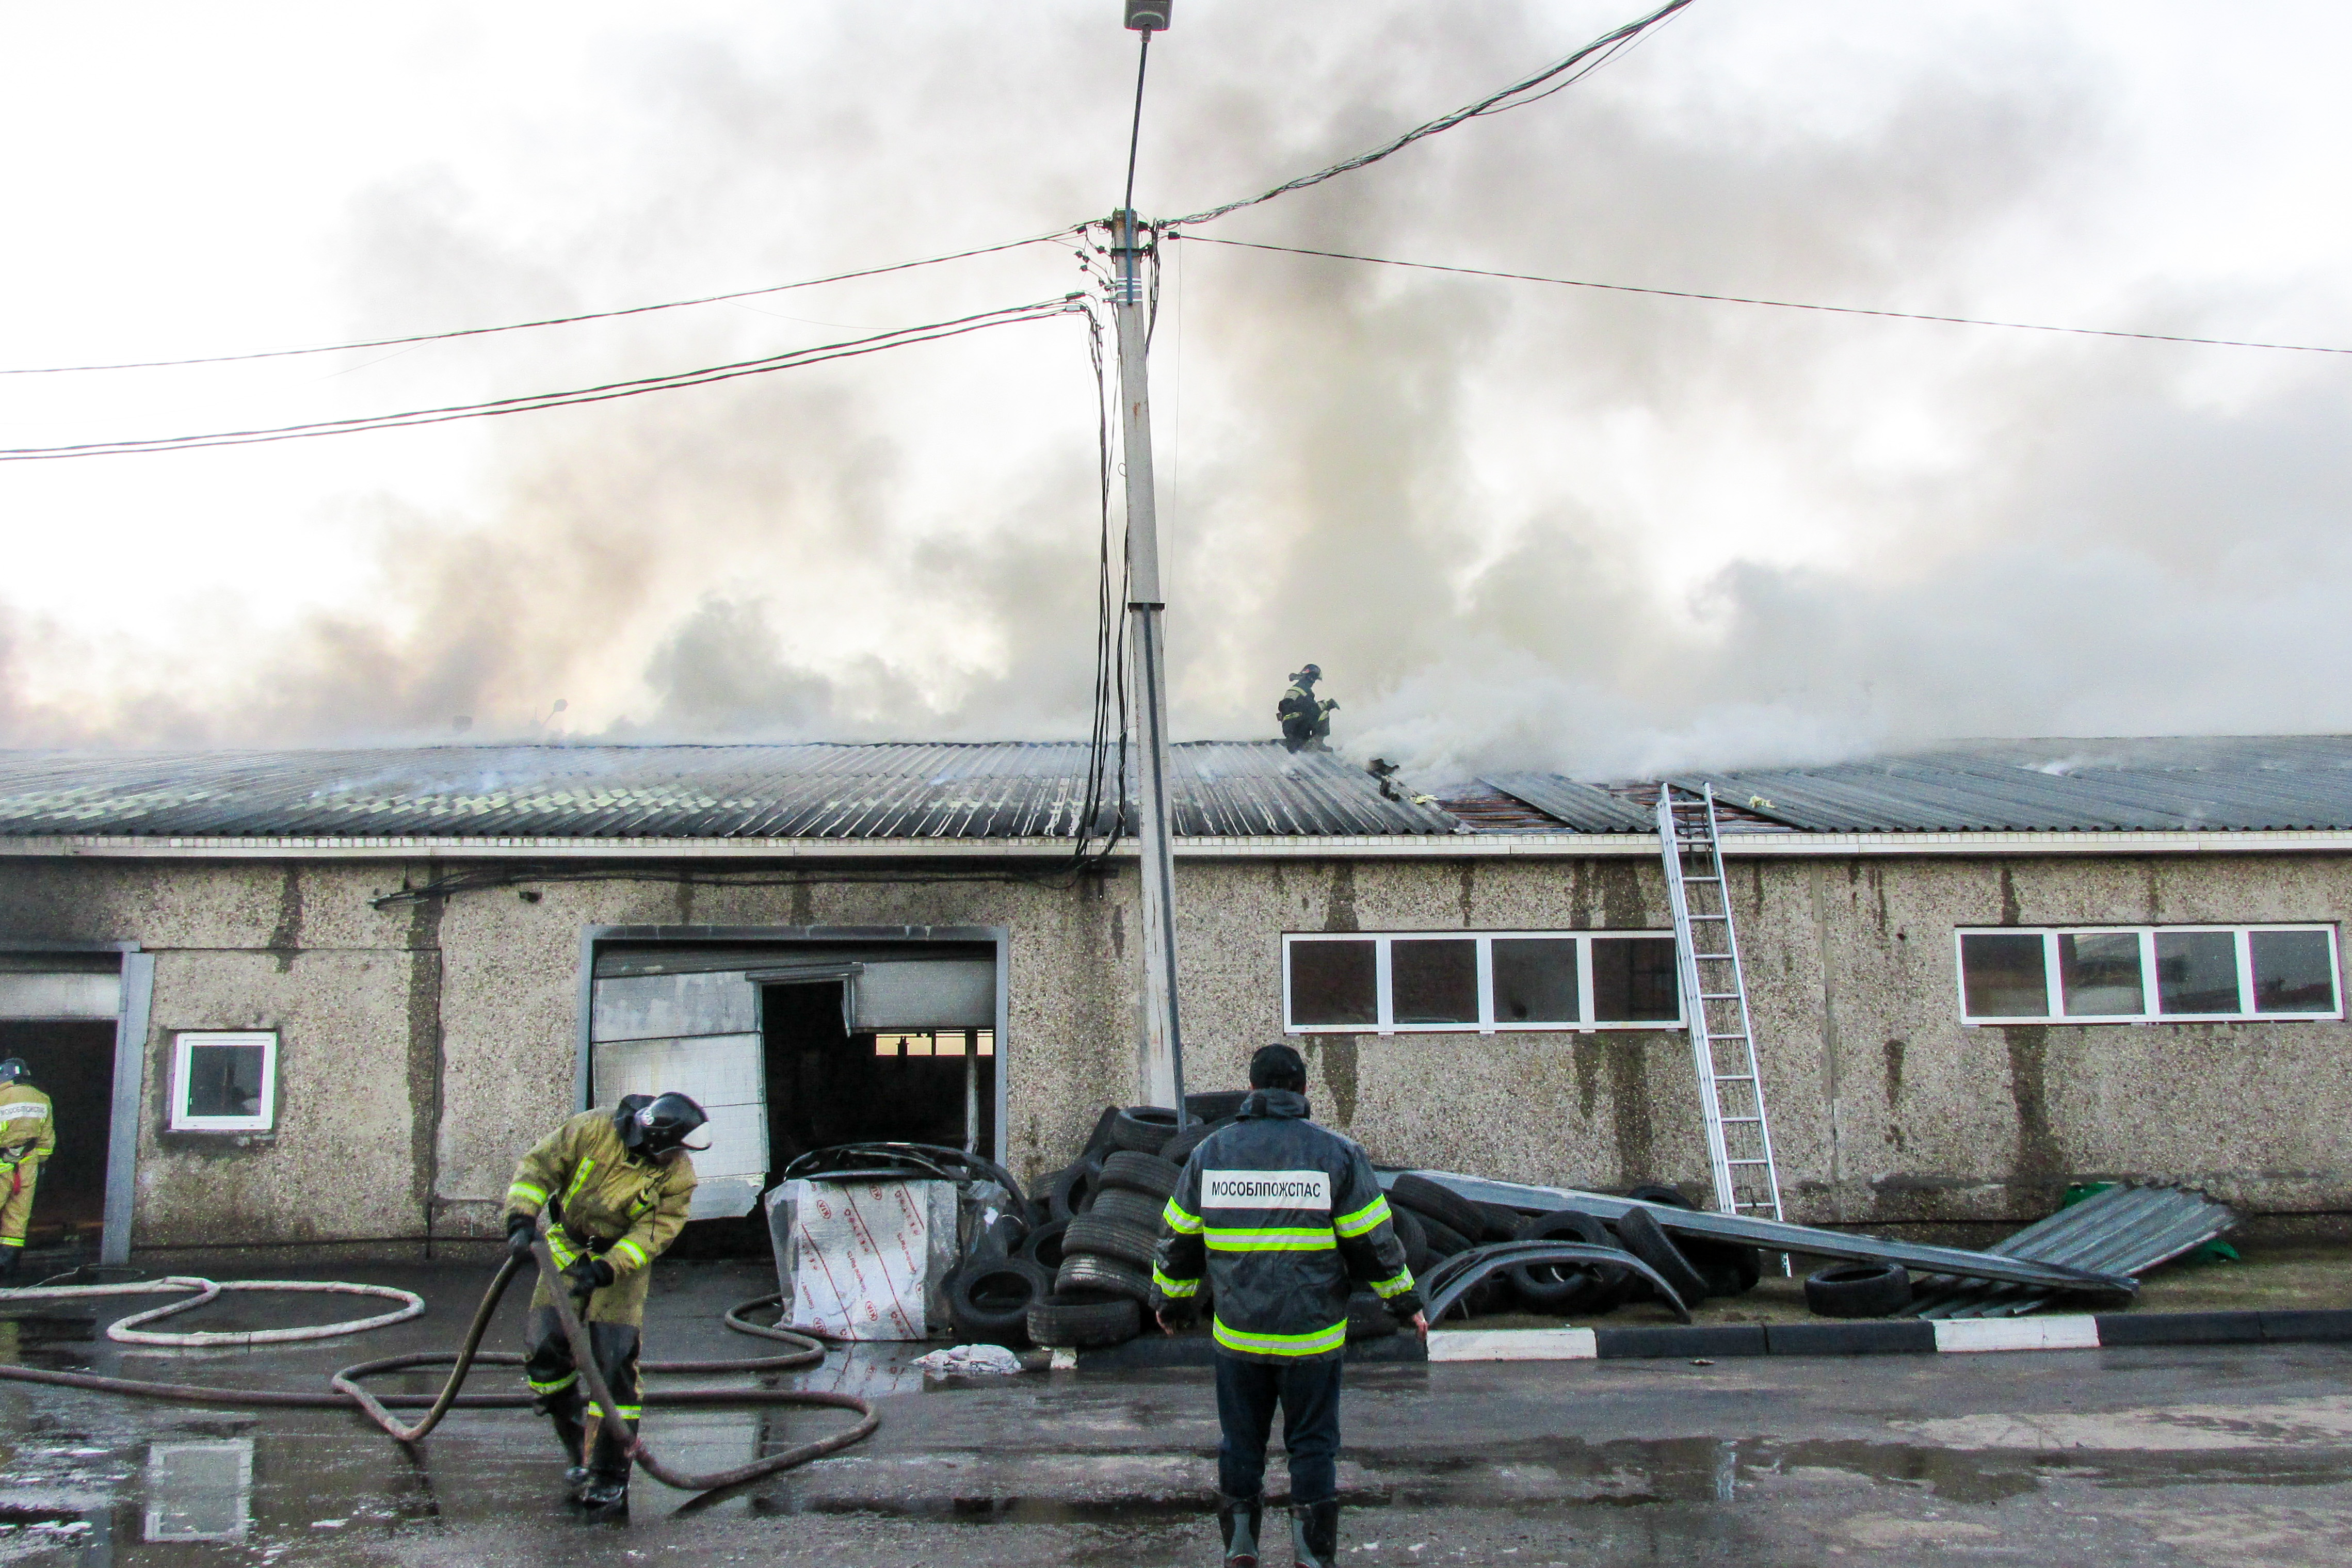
[0,735,2346,1264]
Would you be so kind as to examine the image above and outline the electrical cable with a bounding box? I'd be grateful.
[1177,234,2352,359]
[1,298,1084,462]
[2,230,1081,377]
[1166,0,1695,230]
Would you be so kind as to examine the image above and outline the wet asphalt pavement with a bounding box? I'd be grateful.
[3,1257,2352,1565]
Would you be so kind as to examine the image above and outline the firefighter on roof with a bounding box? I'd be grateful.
[0,1059,54,1283]
[505,1091,705,1521]
[1276,665,1339,753]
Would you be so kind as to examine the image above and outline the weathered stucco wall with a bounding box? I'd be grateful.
[1,846,2347,1248]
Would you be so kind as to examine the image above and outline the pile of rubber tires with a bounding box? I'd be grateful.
[995,1097,1245,1350]
[1386,1177,1762,1322]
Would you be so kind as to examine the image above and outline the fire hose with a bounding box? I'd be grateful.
[0,1242,879,1496]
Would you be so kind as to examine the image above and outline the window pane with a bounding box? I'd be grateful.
[2251,930,2335,1013]
[1592,937,1679,1022]
[187,1045,266,1118]
[2059,932,2144,1016]
[1493,939,1580,1025]
[1961,933,2048,1018]
[1289,940,1377,1027]
[1391,939,1478,1025]
[2155,931,2240,1014]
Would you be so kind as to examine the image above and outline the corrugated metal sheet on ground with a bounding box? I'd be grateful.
[1900,1184,2240,1319]
[1679,735,2352,832]
[0,741,1463,840]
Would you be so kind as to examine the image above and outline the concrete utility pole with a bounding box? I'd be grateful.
[1115,0,1185,1114]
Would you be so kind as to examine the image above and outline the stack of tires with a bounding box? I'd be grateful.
[1025,1103,1238,1349]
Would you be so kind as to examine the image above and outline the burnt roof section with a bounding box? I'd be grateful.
[1673,735,2352,832]
[0,741,1464,840]
[1479,773,1660,833]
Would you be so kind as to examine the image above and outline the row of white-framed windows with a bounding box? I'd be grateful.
[1956,925,2341,1025]
[1283,932,1682,1034]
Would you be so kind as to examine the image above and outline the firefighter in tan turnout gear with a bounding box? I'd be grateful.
[505,1091,705,1521]
[0,1059,55,1283]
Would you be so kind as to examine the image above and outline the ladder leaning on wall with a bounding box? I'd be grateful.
[1655,783,1786,1222]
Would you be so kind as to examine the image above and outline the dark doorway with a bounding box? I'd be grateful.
[761,982,996,1173]
[0,1021,115,1249]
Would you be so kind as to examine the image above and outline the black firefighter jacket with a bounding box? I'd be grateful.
[1151,1089,1424,1361]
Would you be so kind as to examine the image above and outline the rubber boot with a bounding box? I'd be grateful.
[0,1248,19,1285]
[579,1418,635,1523]
[1216,1491,1263,1567]
[546,1396,590,1500]
[1289,1500,1339,1568]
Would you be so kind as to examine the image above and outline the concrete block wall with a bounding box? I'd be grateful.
[2,845,2347,1248]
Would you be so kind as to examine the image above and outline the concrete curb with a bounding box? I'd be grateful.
[1060,1309,2352,1369]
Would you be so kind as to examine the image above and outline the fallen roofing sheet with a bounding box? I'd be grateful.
[1406,1170,2139,1300]
[1900,1184,2238,1319]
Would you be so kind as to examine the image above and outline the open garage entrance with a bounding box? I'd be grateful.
[0,954,128,1258]
[583,929,1004,1256]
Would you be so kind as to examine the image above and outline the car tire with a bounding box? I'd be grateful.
[1109,1106,1182,1156]
[1160,1116,1233,1169]
[1044,1160,1103,1223]
[1019,1217,1072,1273]
[1613,1204,1710,1308]
[1345,1290,1398,1341]
[1185,1090,1251,1123]
[1027,1294,1141,1348]
[1471,1202,1526,1242]
[1507,1210,1629,1315]
[1413,1214,1471,1259]
[1389,1174,1487,1243]
[1098,1151,1182,1202]
[1389,1202,1427,1254]
[1056,1251,1153,1304]
[1087,1187,1166,1234]
[1063,1214,1158,1270]
[948,1257,1050,1345]
[1804,1262,1912,1319]
[1625,1183,1760,1296]
[1080,1105,1126,1163]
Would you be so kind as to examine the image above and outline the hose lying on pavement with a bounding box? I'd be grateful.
[0,1245,878,1496]
[0,1276,425,1347]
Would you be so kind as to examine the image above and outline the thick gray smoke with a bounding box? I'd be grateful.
[5,1,2349,787]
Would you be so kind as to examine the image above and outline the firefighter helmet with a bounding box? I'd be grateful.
[0,1058,22,1084]
[619,1091,710,1156]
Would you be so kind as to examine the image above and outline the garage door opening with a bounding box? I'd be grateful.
[761,980,997,1168]
[586,936,1002,1259]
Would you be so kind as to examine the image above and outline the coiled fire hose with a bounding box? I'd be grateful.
[0,1242,878,1496]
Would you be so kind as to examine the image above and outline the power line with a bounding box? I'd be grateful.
[1181,234,2352,359]
[0,298,1084,461]
[1167,0,1695,230]
[1,230,1079,377]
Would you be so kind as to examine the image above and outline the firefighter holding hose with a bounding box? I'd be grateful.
[504,1091,706,1521]
[0,1059,54,1283]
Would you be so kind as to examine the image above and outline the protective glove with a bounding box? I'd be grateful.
[505,1211,538,1261]
[563,1255,616,1300]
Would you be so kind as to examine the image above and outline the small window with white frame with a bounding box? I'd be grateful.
[1283,932,1681,1034]
[169,1032,279,1131]
[1955,926,2341,1025]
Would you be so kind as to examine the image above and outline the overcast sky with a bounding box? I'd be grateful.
[2,2,2348,781]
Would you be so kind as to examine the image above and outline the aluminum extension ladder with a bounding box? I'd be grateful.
[1655,783,1786,1221]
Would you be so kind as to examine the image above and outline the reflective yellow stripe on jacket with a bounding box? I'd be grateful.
[1205,1227,1336,1252]
[1332,1194,1392,1238]
[1213,1316,1347,1357]
[1162,1197,1203,1235]
[1152,1267,1200,1298]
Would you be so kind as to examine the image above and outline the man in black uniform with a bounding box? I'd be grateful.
[1152,1045,1426,1568]
[1276,666,1338,753]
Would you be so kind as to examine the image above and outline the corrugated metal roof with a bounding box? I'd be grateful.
[1674,735,2352,832]
[1479,773,1657,833]
[0,742,1464,841]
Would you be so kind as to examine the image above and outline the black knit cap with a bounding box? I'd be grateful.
[1249,1043,1307,1092]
